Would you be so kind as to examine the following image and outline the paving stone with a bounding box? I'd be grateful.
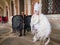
[0,28,11,36]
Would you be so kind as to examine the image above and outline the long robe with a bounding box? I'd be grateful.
[30,14,51,43]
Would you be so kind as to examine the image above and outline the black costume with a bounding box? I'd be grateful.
[12,15,31,36]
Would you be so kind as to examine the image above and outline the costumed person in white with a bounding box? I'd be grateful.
[30,2,51,45]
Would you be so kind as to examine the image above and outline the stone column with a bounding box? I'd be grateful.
[4,7,6,17]
[9,0,12,16]
[24,0,26,14]
[27,0,31,15]
[18,0,20,15]
[24,0,28,15]
[13,0,16,15]
[39,0,42,14]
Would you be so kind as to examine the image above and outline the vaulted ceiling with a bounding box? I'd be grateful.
[0,0,10,16]
[0,0,5,8]
[0,0,10,9]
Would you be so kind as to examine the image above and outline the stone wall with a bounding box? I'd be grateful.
[46,14,60,30]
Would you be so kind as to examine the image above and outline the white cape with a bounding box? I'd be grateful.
[30,14,51,44]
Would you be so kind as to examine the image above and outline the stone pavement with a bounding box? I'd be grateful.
[0,23,60,45]
[0,23,12,36]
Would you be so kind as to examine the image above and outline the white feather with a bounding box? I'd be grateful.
[30,14,51,45]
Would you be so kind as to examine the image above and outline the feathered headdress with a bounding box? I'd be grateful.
[34,2,42,12]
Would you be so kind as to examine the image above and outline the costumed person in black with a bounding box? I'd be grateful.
[19,12,27,36]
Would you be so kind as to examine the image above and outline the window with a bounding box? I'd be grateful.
[42,0,60,14]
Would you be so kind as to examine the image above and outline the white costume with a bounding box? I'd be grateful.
[30,2,51,45]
